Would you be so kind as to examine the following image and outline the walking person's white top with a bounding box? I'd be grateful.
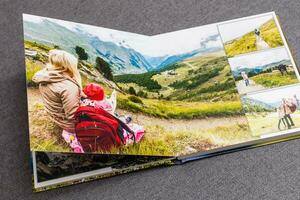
[256,35,270,50]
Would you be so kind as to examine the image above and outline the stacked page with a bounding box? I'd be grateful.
[23,12,300,191]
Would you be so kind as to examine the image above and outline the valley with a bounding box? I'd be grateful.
[23,17,256,156]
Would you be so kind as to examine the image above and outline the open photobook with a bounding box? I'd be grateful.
[23,12,300,191]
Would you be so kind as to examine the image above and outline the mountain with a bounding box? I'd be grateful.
[89,36,153,74]
[233,59,291,78]
[23,19,154,74]
[143,55,169,68]
[242,96,276,110]
[23,18,220,75]
[156,47,222,69]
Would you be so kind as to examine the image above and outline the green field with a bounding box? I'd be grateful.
[28,91,253,155]
[251,70,298,87]
[224,19,284,57]
[25,40,256,156]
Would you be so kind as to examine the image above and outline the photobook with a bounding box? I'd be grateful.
[23,12,300,191]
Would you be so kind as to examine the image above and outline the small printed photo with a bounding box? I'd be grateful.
[242,84,300,137]
[228,47,299,95]
[218,13,284,57]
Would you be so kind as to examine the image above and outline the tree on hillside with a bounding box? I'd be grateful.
[128,86,136,95]
[95,56,113,81]
[75,46,88,60]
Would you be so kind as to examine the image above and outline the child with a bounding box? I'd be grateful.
[241,71,249,86]
[80,83,144,144]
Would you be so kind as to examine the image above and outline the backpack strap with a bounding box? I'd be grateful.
[114,116,136,144]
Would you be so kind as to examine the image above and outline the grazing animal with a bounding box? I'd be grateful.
[277,64,288,75]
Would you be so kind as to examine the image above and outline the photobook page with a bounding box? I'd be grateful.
[23,12,300,157]
[31,152,173,192]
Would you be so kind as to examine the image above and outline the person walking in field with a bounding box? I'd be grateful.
[254,28,269,50]
[32,49,84,153]
[278,98,296,130]
[254,28,260,36]
[241,71,250,86]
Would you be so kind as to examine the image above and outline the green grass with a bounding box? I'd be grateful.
[224,19,283,57]
[29,103,70,152]
[25,40,52,52]
[117,94,244,119]
[260,19,284,48]
[251,71,298,87]
[224,31,256,57]
[114,72,162,91]
[28,90,253,155]
[25,58,43,87]
[113,122,253,156]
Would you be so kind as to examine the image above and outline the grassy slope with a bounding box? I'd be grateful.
[251,70,298,87]
[260,18,284,48]
[153,53,239,102]
[26,41,255,155]
[224,32,256,57]
[117,95,243,119]
[224,19,283,57]
[115,53,244,119]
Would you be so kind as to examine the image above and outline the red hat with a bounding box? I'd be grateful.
[83,83,104,101]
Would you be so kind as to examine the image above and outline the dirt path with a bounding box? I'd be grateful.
[236,79,265,95]
[256,35,270,50]
[117,109,247,132]
[182,61,198,70]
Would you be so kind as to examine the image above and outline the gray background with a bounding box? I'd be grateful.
[0,0,299,199]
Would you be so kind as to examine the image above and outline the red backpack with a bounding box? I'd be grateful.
[288,103,297,113]
[74,106,135,152]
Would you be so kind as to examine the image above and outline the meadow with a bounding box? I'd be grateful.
[246,111,300,137]
[25,40,257,156]
[251,70,298,87]
[224,19,284,57]
[28,89,254,156]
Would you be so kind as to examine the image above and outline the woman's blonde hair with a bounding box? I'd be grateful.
[48,49,82,88]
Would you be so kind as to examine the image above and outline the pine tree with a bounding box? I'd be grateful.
[95,56,113,80]
[75,46,88,60]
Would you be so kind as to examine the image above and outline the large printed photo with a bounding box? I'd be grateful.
[24,12,299,156]
[24,14,256,156]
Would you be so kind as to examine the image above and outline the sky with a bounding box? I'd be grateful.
[246,84,300,104]
[218,14,274,43]
[23,14,223,57]
[228,47,290,70]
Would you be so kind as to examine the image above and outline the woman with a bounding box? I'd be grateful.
[281,98,295,129]
[32,49,83,152]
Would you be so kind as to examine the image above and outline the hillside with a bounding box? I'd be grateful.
[115,52,239,102]
[26,41,254,156]
[24,40,120,92]
[224,19,284,57]
[260,18,284,48]
[23,20,152,74]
